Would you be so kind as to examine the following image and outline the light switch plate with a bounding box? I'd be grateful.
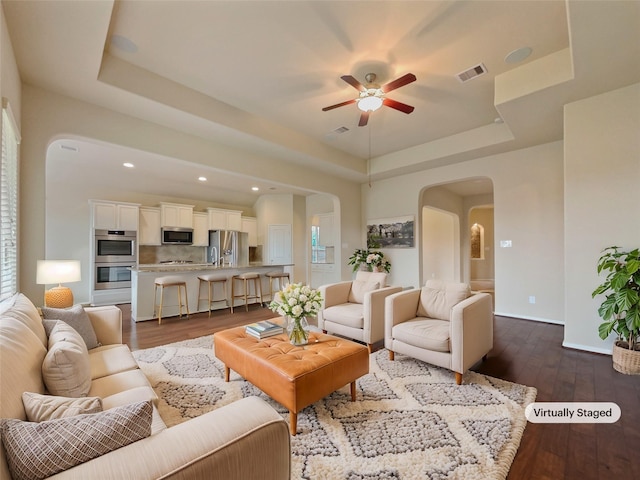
[500,240,512,248]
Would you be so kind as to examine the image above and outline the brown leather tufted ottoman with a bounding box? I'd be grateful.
[214,323,369,435]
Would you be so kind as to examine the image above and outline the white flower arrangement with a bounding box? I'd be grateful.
[269,283,322,320]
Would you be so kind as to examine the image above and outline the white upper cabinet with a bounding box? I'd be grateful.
[91,200,139,231]
[160,202,194,228]
[207,208,242,231]
[138,207,161,245]
[241,217,258,246]
[192,212,209,246]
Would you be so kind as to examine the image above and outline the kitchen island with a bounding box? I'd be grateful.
[130,263,293,322]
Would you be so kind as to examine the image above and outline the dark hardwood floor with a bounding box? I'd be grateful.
[120,305,640,480]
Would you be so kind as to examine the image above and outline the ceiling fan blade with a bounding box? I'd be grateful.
[381,73,417,93]
[322,99,357,111]
[358,111,370,127]
[341,75,365,92]
[383,98,415,114]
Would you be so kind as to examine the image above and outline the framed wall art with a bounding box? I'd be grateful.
[367,215,414,248]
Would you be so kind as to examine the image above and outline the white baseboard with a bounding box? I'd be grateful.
[561,341,612,356]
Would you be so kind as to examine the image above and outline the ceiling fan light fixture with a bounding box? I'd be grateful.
[357,95,383,112]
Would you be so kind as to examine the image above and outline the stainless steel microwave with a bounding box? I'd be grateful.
[161,227,193,245]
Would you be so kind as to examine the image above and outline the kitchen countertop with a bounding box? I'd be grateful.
[131,263,292,273]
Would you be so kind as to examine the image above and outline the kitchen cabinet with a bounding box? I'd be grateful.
[192,212,209,246]
[139,207,161,245]
[160,202,194,228]
[311,263,336,289]
[317,213,334,246]
[207,208,242,231]
[241,216,258,246]
[90,200,139,231]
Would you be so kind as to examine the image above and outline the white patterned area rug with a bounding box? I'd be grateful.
[133,335,536,480]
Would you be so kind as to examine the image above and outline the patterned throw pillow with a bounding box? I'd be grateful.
[0,401,153,480]
[41,304,100,349]
[22,392,103,422]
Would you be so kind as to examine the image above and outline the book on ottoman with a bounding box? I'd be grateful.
[245,320,284,339]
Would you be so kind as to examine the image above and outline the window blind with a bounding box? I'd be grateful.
[1,99,19,301]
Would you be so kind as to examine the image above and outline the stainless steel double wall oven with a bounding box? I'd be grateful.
[93,229,137,290]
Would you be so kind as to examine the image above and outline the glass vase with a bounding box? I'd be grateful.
[287,316,309,346]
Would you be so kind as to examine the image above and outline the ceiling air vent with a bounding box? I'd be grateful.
[334,126,349,134]
[456,63,488,83]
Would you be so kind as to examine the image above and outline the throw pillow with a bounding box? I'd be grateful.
[41,304,100,349]
[417,280,471,321]
[42,321,92,397]
[348,279,380,304]
[22,392,103,422]
[0,401,153,480]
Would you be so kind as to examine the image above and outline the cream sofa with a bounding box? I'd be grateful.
[0,293,290,480]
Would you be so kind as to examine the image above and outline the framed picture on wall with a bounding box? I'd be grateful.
[367,215,414,248]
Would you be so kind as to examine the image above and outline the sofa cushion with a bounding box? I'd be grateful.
[348,279,380,304]
[322,303,364,329]
[416,280,470,321]
[0,400,153,480]
[89,344,140,380]
[41,304,100,349]
[88,369,158,405]
[0,293,47,347]
[42,321,92,397]
[22,392,103,422]
[392,318,451,352]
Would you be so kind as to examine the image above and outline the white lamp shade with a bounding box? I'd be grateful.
[36,260,81,285]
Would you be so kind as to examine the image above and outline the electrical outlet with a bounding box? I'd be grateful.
[529,296,536,304]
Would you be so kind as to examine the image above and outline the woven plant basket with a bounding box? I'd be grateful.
[612,341,640,375]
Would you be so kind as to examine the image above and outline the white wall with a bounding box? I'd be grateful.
[364,141,565,324]
[422,207,458,283]
[564,82,640,353]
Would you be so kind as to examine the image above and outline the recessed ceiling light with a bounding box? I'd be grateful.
[123,162,134,168]
[505,47,532,64]
[198,176,207,182]
[251,186,259,191]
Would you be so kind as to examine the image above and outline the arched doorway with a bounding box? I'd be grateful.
[419,178,494,295]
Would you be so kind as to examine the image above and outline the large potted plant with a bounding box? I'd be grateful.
[592,246,640,374]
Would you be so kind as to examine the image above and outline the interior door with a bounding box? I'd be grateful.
[268,224,292,265]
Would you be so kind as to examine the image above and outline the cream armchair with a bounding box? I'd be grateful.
[384,280,493,384]
[318,271,402,352]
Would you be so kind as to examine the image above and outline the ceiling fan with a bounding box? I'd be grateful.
[322,72,416,127]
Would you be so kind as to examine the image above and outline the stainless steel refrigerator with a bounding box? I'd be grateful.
[207,230,249,266]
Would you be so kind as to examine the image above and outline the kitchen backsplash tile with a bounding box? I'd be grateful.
[139,245,206,265]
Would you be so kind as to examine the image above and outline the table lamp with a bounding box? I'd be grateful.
[36,260,81,308]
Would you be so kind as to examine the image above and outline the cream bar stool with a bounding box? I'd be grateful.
[230,272,263,313]
[154,276,190,325]
[197,274,229,316]
[265,271,290,302]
